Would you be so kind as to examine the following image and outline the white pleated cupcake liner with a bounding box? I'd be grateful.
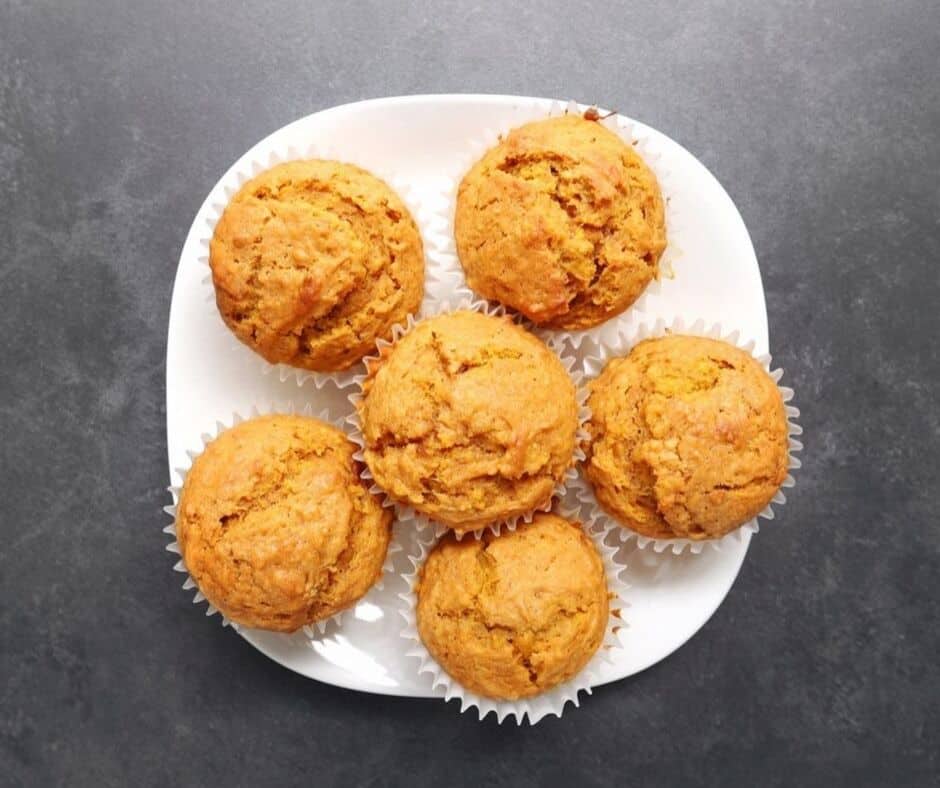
[194,137,460,390]
[345,296,590,541]
[398,504,629,725]
[576,317,803,555]
[426,98,684,352]
[162,401,401,639]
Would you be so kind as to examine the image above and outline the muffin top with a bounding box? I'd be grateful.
[358,311,579,533]
[176,414,392,632]
[210,160,424,372]
[455,114,666,330]
[585,334,789,540]
[416,513,610,700]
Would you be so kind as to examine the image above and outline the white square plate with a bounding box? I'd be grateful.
[166,94,767,698]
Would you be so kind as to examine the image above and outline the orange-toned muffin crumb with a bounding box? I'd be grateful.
[585,335,789,540]
[176,414,392,631]
[455,114,665,329]
[416,513,609,700]
[210,160,424,371]
[358,311,579,533]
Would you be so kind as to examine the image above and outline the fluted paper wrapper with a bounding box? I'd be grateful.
[162,401,400,638]
[194,139,460,391]
[426,98,684,351]
[398,509,629,725]
[575,317,803,555]
[345,297,590,541]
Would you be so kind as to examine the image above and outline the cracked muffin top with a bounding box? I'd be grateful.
[357,310,579,533]
[454,114,666,330]
[585,334,789,541]
[210,160,424,371]
[416,513,609,700]
[176,414,392,632]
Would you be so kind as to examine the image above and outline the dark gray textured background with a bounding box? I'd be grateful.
[2,1,938,786]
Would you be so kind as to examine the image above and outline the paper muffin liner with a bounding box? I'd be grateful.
[575,317,803,555]
[398,503,629,725]
[345,296,591,541]
[195,137,462,391]
[427,98,684,352]
[162,401,401,639]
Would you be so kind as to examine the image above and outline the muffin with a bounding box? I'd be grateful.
[175,414,392,632]
[416,513,609,700]
[585,334,789,541]
[454,113,666,330]
[357,310,579,533]
[210,160,424,371]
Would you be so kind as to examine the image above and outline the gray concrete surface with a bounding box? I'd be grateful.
[1,1,938,786]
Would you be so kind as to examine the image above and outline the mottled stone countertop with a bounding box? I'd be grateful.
[1,2,937,786]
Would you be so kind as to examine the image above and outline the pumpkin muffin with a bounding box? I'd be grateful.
[416,513,609,700]
[210,160,424,371]
[454,113,666,330]
[357,310,579,533]
[176,414,392,632]
[585,334,789,541]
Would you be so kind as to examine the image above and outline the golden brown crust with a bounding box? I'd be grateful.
[210,160,424,371]
[358,311,579,533]
[584,335,789,540]
[416,513,609,700]
[454,114,666,329]
[176,415,392,632]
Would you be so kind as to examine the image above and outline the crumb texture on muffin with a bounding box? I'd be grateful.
[585,335,789,540]
[416,513,609,700]
[455,114,666,329]
[358,311,579,532]
[210,160,424,371]
[176,414,392,631]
